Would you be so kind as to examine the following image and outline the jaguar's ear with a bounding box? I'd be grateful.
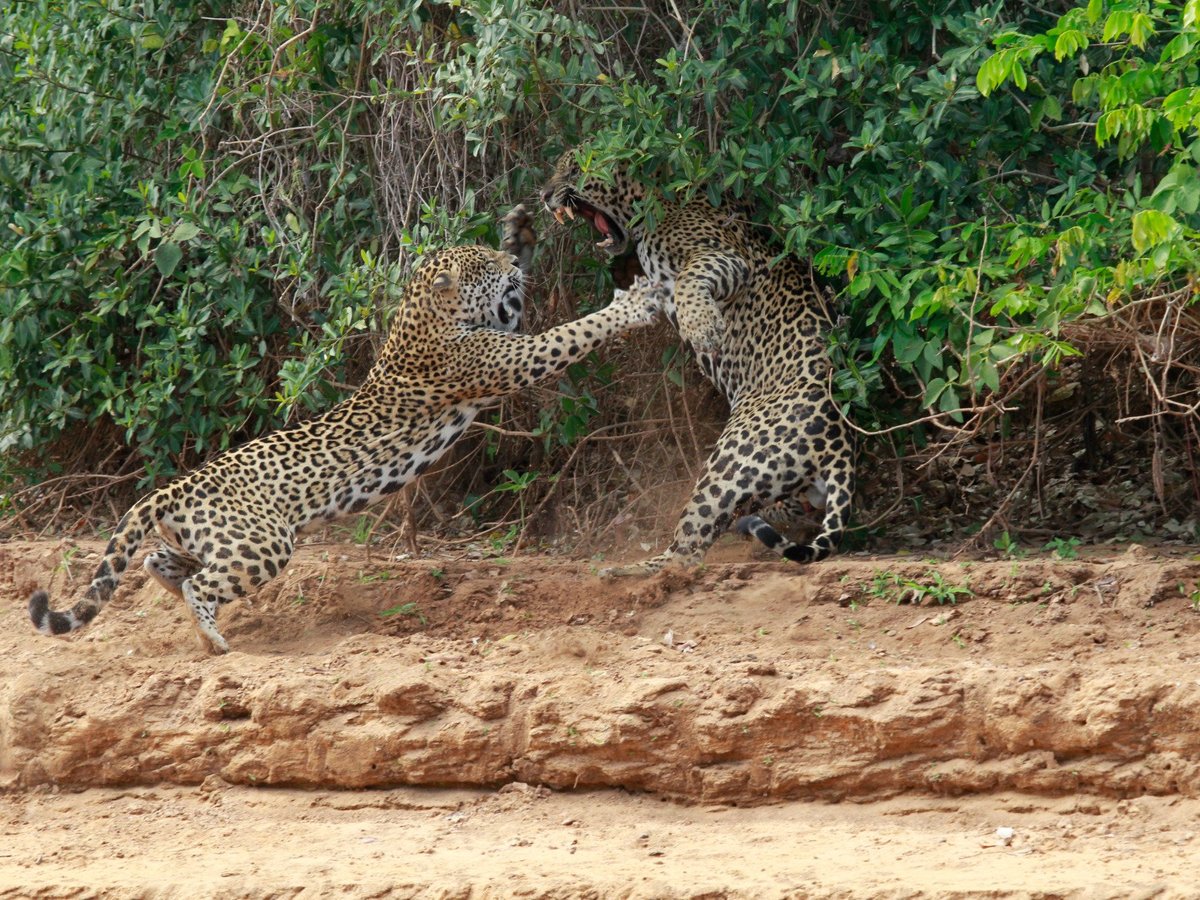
[431,268,458,293]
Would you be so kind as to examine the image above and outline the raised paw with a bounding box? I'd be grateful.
[627,275,671,299]
[679,317,727,357]
[611,278,667,328]
[501,204,536,274]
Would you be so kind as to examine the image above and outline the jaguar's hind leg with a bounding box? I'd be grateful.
[179,526,295,654]
[181,577,226,654]
[602,395,811,577]
[144,547,201,599]
[735,389,855,564]
[603,384,855,576]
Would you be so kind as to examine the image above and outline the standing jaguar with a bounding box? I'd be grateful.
[541,151,855,572]
[30,208,666,652]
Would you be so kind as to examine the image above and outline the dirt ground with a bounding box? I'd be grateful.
[3,535,1200,898]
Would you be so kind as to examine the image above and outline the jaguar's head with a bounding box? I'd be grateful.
[413,245,525,333]
[539,150,644,258]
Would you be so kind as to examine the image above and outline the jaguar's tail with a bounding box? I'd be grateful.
[30,494,159,637]
[735,471,853,564]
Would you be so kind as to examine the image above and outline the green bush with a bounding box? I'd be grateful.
[415,0,1199,435]
[0,1,382,487]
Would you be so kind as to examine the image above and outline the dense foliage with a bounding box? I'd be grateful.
[2,0,1196,517]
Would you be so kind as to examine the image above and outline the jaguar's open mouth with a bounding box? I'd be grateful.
[550,197,626,256]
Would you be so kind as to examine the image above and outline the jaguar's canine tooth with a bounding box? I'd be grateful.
[564,207,576,221]
[554,208,566,225]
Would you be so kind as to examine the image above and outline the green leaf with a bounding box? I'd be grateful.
[1053,29,1088,62]
[1095,110,1119,145]
[979,360,1001,394]
[849,272,871,296]
[893,330,925,365]
[975,52,1010,97]
[1186,0,1200,28]
[923,377,947,408]
[1161,33,1193,63]
[174,223,201,242]
[1011,61,1027,91]
[938,385,961,415]
[1128,13,1155,49]
[1102,10,1133,43]
[1130,209,1178,253]
[1179,180,1200,215]
[155,242,183,277]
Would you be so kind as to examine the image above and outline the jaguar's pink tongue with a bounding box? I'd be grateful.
[594,214,611,236]
[586,210,615,249]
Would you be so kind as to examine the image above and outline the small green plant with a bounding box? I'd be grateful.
[430,568,445,580]
[907,572,973,606]
[357,571,392,584]
[865,568,972,605]
[951,632,967,649]
[55,546,79,572]
[487,524,520,555]
[867,570,904,601]
[1044,537,1082,560]
[380,602,427,624]
[350,516,373,546]
[993,531,1027,559]
[531,362,610,452]
[494,468,538,527]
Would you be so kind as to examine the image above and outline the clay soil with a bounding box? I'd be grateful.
[3,536,1200,898]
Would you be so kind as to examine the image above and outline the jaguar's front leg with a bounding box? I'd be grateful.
[670,250,750,356]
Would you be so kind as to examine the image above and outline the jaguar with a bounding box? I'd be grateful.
[30,208,665,651]
[541,152,855,572]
